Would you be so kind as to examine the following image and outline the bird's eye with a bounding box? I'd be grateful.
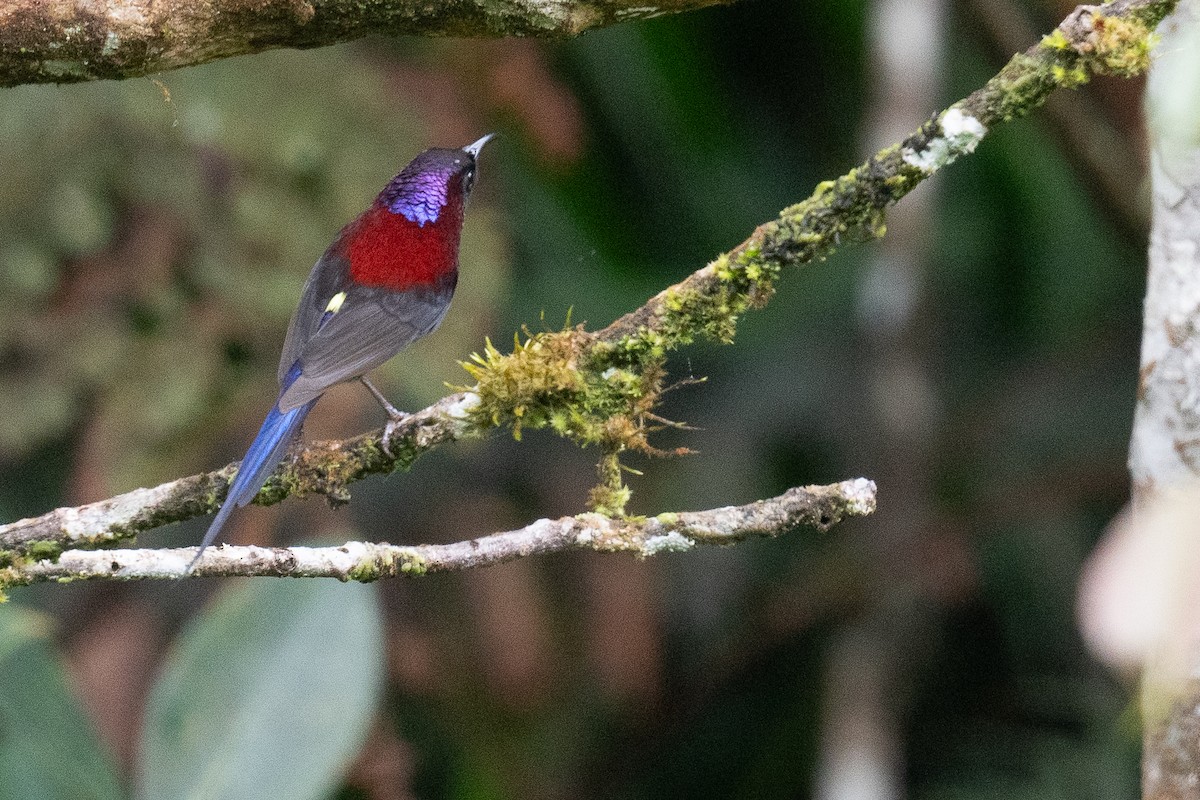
[463,166,476,193]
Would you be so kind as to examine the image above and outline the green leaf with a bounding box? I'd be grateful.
[0,605,125,800]
[139,578,384,800]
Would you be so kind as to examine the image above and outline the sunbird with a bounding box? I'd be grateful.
[192,134,494,568]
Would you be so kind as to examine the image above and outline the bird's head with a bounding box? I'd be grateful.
[380,134,495,227]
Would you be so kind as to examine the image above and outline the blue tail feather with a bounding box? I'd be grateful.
[191,376,318,569]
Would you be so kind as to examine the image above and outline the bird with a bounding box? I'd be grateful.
[191,134,495,570]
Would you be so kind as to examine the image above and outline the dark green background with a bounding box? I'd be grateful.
[0,0,1144,796]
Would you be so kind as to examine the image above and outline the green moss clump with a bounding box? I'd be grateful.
[346,554,388,582]
[462,330,586,439]
[461,324,680,515]
[0,565,25,599]
[1041,28,1073,51]
[462,328,665,452]
[345,550,426,581]
[1051,62,1091,88]
[398,554,427,576]
[0,543,60,597]
[986,54,1061,122]
[636,247,782,356]
[588,449,631,517]
[24,540,63,563]
[1086,14,1156,77]
[1039,12,1156,88]
[376,435,423,473]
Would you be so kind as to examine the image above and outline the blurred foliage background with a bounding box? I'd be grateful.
[0,0,1149,796]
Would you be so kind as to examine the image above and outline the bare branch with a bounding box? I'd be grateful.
[0,0,734,88]
[0,480,876,585]
[0,0,1170,562]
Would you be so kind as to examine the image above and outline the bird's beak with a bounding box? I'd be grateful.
[463,133,496,159]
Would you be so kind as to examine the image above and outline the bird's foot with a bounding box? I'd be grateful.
[381,411,410,460]
[361,376,410,458]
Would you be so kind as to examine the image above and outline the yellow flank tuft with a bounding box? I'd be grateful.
[325,291,347,314]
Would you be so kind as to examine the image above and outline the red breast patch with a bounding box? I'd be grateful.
[346,204,463,290]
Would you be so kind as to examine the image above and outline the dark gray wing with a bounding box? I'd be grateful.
[277,250,351,386]
[277,278,456,411]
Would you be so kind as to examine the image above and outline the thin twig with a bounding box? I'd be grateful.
[1,480,877,585]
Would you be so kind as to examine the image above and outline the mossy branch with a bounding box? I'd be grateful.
[0,0,1168,573]
[0,0,735,88]
[0,480,876,586]
[451,0,1170,509]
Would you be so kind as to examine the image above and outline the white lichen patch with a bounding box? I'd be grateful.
[30,472,197,545]
[41,60,87,77]
[446,391,481,420]
[840,478,878,516]
[102,31,121,56]
[109,3,153,29]
[615,6,663,18]
[941,107,987,147]
[902,107,988,173]
[641,531,694,555]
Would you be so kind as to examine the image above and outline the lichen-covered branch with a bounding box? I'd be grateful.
[0,0,733,88]
[0,0,1168,564]
[598,0,1168,356]
[1128,2,1200,796]
[0,480,876,586]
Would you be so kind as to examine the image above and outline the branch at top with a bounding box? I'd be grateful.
[0,0,1169,559]
[0,0,1169,89]
[0,0,734,88]
[0,480,877,587]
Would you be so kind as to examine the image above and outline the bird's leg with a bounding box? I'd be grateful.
[360,376,404,418]
[361,377,408,459]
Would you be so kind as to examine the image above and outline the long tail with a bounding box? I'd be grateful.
[190,396,317,570]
